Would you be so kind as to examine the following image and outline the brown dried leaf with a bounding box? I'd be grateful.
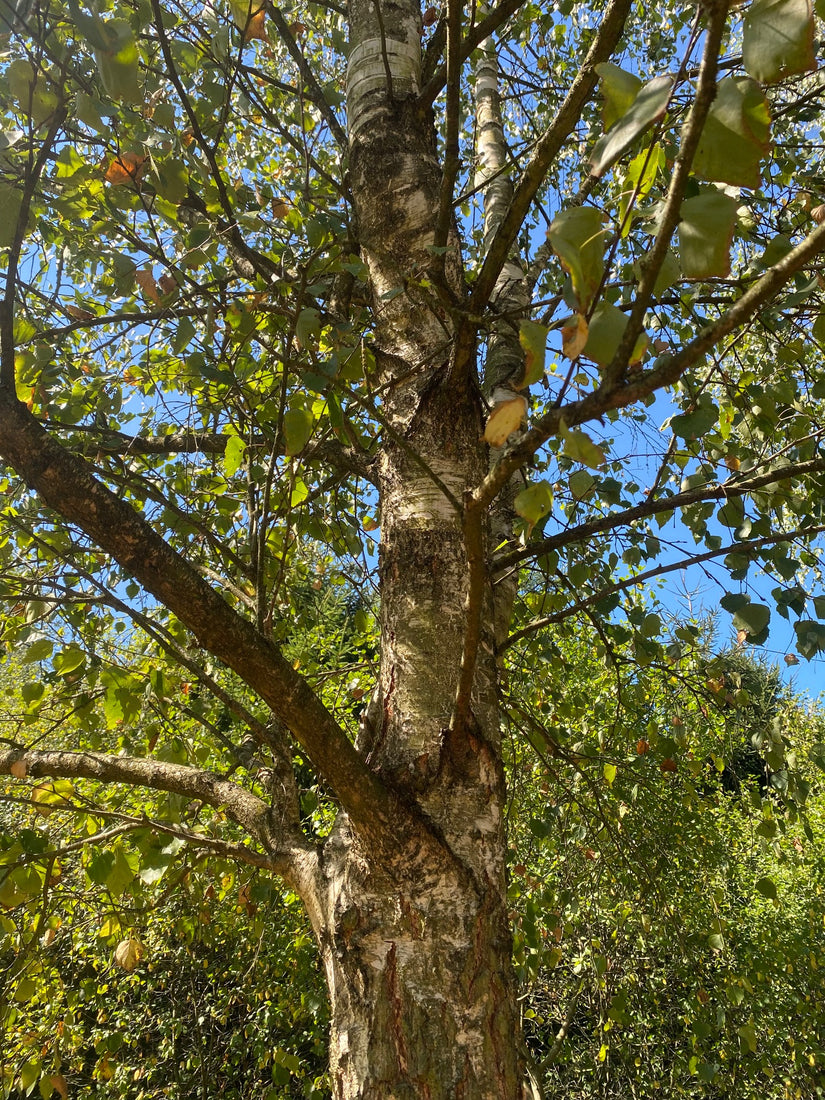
[10,759,27,778]
[812,203,825,224]
[105,151,148,186]
[66,304,95,322]
[244,8,268,40]
[135,268,161,304]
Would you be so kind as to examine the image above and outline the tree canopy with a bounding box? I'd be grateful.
[2,0,825,1095]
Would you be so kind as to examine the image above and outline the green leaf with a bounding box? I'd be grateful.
[731,601,770,637]
[692,78,771,189]
[590,75,673,178]
[547,207,606,310]
[7,59,58,126]
[668,394,719,440]
[514,481,553,529]
[296,307,321,348]
[651,250,681,296]
[155,158,188,204]
[0,183,24,249]
[581,302,629,367]
[568,469,596,500]
[755,876,777,900]
[678,192,738,279]
[517,319,549,387]
[794,619,825,658]
[283,407,314,456]
[23,639,53,663]
[737,1022,758,1054]
[717,496,745,529]
[54,645,86,676]
[561,426,606,469]
[743,0,815,84]
[93,19,142,103]
[223,433,246,477]
[594,62,642,131]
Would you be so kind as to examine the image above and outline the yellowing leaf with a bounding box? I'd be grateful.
[561,313,589,361]
[517,319,549,387]
[66,304,95,321]
[514,481,553,530]
[483,393,527,446]
[230,0,267,39]
[113,937,144,971]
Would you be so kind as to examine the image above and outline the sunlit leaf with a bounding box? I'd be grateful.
[560,421,606,468]
[692,78,771,188]
[484,393,527,445]
[561,312,589,361]
[743,0,816,84]
[590,75,673,178]
[113,937,144,971]
[517,319,549,387]
[548,207,607,310]
[223,434,246,477]
[283,407,314,455]
[514,480,553,530]
[92,19,142,103]
[594,62,641,131]
[678,192,738,279]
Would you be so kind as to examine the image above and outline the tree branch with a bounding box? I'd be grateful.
[0,391,399,848]
[494,455,825,573]
[264,2,348,149]
[601,5,726,387]
[419,0,528,104]
[503,521,825,650]
[468,0,632,316]
[0,746,273,844]
[473,219,825,508]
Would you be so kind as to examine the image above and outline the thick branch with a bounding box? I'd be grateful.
[0,391,398,847]
[0,747,272,843]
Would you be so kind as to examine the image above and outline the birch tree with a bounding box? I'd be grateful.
[2,0,825,1095]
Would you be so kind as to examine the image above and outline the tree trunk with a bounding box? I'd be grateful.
[292,4,528,1095]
